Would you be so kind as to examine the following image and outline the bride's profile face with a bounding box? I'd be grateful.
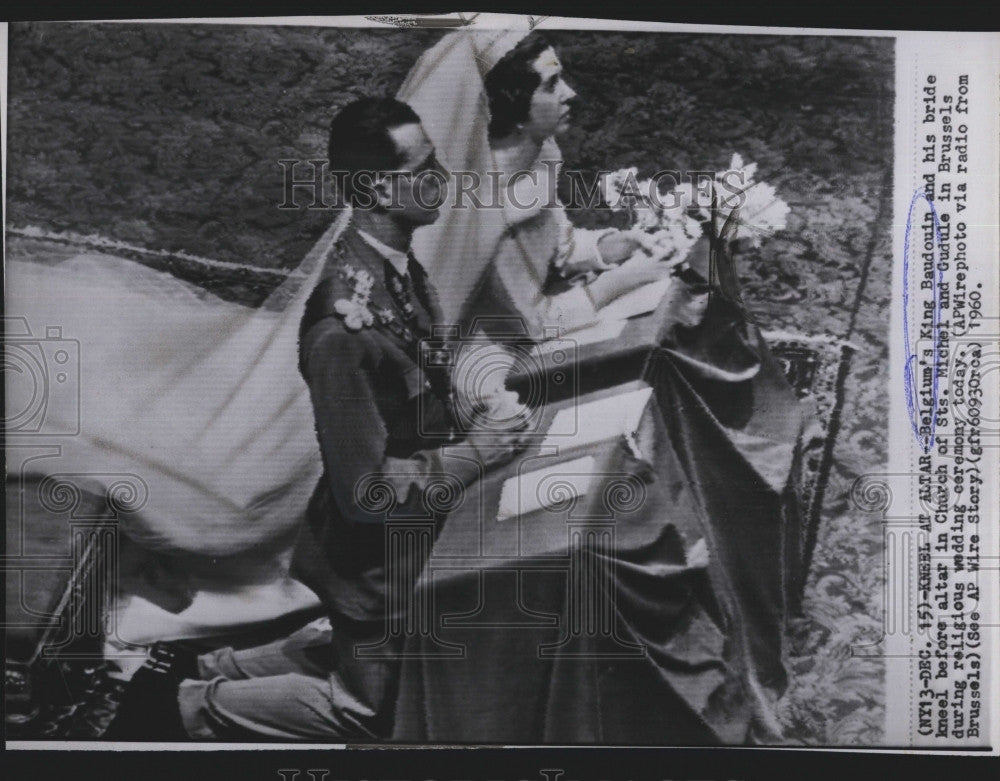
[523,47,577,142]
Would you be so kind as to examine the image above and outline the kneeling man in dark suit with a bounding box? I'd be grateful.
[107,98,525,741]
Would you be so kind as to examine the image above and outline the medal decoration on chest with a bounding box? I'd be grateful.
[332,264,419,343]
[333,265,375,331]
[374,306,415,343]
[383,269,421,343]
[388,275,418,321]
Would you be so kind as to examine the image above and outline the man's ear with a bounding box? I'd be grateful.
[373,174,394,209]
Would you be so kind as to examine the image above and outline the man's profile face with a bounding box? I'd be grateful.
[384,122,446,225]
[524,47,577,142]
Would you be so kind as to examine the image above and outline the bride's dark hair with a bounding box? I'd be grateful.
[484,33,553,141]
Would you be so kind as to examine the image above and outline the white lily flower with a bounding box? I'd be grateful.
[599,167,639,210]
[735,181,790,246]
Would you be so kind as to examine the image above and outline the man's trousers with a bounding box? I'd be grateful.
[177,615,399,740]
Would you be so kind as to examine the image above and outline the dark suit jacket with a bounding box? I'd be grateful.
[291,226,480,623]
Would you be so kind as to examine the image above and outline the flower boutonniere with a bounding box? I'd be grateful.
[333,265,376,331]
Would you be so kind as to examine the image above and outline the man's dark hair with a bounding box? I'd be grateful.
[327,97,422,206]
[484,34,553,141]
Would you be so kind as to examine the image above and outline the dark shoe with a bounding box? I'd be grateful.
[102,663,187,741]
[148,641,200,682]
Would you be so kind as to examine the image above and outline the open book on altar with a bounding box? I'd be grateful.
[596,277,674,322]
[537,277,674,352]
[496,386,653,521]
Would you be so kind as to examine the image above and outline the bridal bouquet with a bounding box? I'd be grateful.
[599,167,702,265]
[599,154,790,261]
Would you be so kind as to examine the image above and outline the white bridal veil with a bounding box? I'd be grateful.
[7,212,349,638]
[399,24,533,323]
[7,214,349,557]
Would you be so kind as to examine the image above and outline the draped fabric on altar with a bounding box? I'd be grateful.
[653,295,814,735]
[389,298,812,742]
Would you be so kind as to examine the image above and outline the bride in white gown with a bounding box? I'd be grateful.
[400,27,672,339]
